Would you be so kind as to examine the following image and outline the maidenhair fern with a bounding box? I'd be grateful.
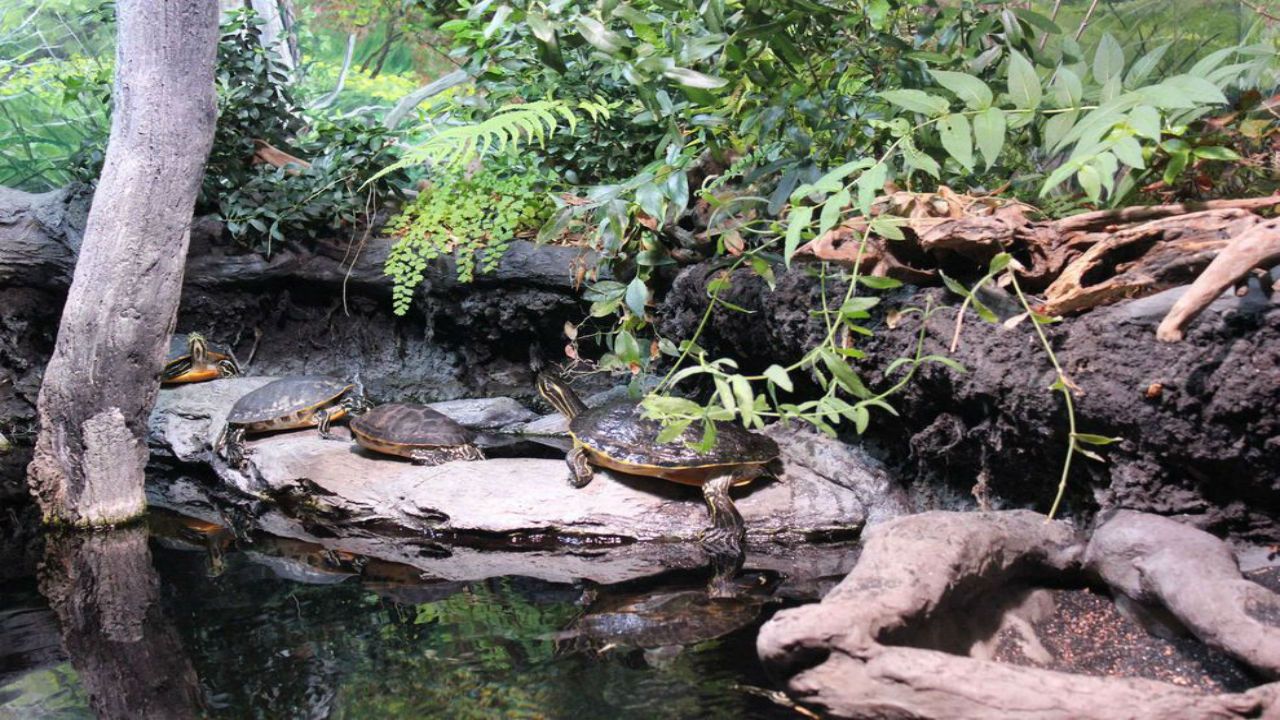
[384,165,554,315]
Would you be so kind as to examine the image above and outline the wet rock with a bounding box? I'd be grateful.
[149,379,871,579]
[757,510,1280,720]
[426,397,539,429]
[763,423,911,526]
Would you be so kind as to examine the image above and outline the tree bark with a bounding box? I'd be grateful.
[40,528,203,718]
[27,0,219,526]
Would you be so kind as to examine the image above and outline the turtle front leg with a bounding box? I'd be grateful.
[316,406,345,440]
[458,443,485,462]
[218,427,247,468]
[409,448,452,466]
[566,445,594,488]
[699,466,760,557]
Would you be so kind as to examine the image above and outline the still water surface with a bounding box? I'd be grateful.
[0,513,803,719]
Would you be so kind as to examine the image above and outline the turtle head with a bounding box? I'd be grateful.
[187,332,209,364]
[536,373,587,420]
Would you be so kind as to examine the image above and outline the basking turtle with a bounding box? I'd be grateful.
[214,376,368,467]
[536,373,780,553]
[162,332,241,384]
[350,403,485,465]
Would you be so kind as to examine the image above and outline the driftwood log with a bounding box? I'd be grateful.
[797,190,1280,338]
[757,510,1280,720]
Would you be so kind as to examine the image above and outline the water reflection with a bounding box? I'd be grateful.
[38,528,202,719]
[0,509,838,719]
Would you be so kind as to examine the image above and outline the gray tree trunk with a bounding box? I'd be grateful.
[27,0,219,526]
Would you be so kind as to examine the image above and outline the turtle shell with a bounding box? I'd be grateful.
[350,403,475,448]
[570,401,779,470]
[226,376,353,425]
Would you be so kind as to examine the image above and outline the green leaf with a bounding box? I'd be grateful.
[818,189,850,237]
[901,137,941,179]
[870,217,906,240]
[815,158,875,190]
[878,89,951,117]
[1125,44,1169,88]
[928,70,993,110]
[1112,135,1145,169]
[856,163,888,215]
[820,348,872,399]
[655,418,693,444]
[764,364,793,392]
[1162,150,1189,185]
[1092,33,1125,85]
[784,205,813,267]
[1040,161,1080,196]
[988,252,1013,274]
[615,329,641,364]
[841,296,881,314]
[851,404,870,434]
[1129,105,1162,140]
[663,67,729,90]
[1192,146,1240,161]
[972,106,1006,169]
[635,182,664,218]
[937,114,974,171]
[1043,111,1077,152]
[1006,52,1042,111]
[920,354,966,373]
[859,275,902,290]
[939,270,972,299]
[1155,75,1228,105]
[1074,432,1120,446]
[1077,163,1102,202]
[732,376,755,424]
[575,16,629,54]
[624,276,649,317]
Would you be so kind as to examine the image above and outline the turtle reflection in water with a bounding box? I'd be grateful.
[350,403,484,465]
[162,332,241,384]
[215,376,369,468]
[536,373,780,556]
[560,572,780,667]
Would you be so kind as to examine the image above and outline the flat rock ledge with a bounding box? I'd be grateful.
[149,378,882,556]
[757,510,1280,720]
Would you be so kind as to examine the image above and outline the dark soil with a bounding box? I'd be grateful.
[657,264,1280,543]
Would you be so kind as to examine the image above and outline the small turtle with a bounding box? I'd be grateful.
[536,373,780,554]
[162,332,241,384]
[350,403,485,465]
[214,376,367,467]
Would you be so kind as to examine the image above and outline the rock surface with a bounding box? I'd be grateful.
[757,510,1280,720]
[147,378,879,584]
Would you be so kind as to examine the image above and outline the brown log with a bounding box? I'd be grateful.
[27,0,219,525]
[1042,210,1262,315]
[1053,194,1280,233]
[1157,217,1280,341]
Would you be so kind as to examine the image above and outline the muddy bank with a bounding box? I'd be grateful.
[657,263,1280,542]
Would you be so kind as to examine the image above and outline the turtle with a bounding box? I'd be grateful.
[350,403,485,465]
[535,373,780,554]
[214,376,368,467]
[162,332,241,384]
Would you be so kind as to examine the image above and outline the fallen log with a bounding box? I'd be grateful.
[1157,217,1280,341]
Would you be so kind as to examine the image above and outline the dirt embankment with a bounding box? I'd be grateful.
[658,263,1280,543]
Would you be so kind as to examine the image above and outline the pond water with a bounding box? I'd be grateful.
[0,509,808,720]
